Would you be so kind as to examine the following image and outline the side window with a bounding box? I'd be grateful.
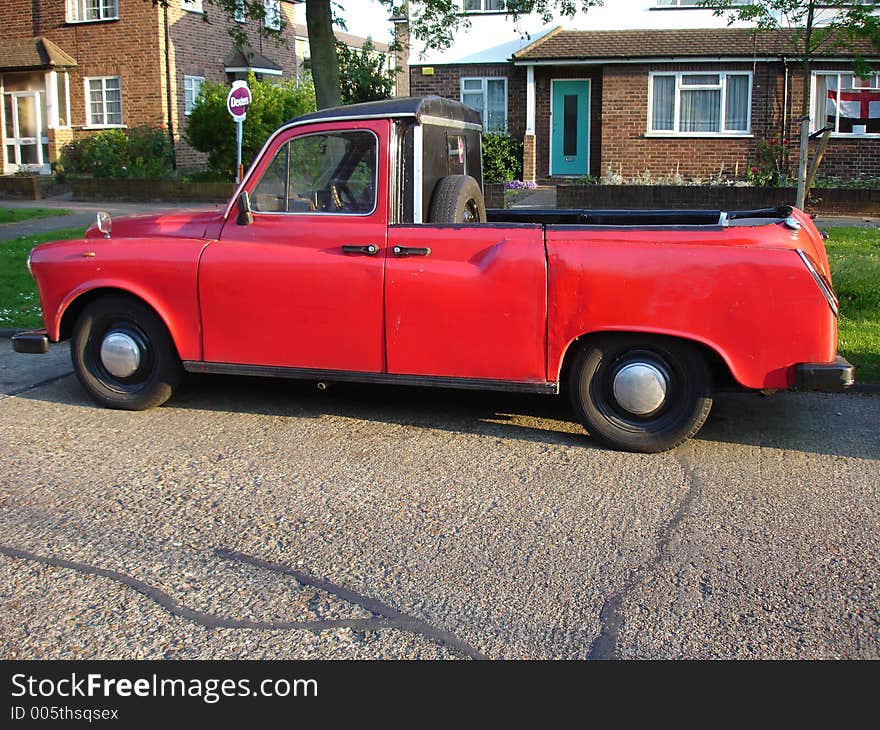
[251,130,377,214]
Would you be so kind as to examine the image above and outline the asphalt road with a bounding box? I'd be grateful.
[0,339,877,659]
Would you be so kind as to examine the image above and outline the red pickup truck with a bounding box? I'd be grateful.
[13,96,852,452]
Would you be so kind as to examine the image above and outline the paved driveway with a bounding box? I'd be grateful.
[0,339,877,659]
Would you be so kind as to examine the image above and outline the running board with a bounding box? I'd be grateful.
[182,361,559,395]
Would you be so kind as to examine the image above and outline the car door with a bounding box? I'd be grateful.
[384,224,548,383]
[199,120,389,372]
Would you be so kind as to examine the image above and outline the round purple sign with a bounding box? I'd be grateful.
[226,82,252,120]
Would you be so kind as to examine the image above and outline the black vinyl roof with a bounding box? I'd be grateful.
[289,96,482,127]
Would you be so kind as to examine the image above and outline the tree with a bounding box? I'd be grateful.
[337,39,396,104]
[707,1,880,208]
[185,74,316,177]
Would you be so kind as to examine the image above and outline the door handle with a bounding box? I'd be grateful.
[392,246,431,257]
[342,244,379,256]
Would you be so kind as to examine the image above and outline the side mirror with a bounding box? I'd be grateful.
[96,211,112,238]
[237,190,253,226]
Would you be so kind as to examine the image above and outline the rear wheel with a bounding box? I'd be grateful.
[428,175,486,223]
[71,295,181,410]
[568,334,713,453]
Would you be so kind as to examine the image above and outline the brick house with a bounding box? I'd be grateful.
[2,0,300,175]
[405,1,880,183]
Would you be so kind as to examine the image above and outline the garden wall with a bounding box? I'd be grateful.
[546,185,878,216]
[70,179,235,203]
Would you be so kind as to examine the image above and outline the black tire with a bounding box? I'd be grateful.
[568,334,713,453]
[428,175,487,223]
[71,294,181,410]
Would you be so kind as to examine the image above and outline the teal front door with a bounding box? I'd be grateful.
[551,80,590,176]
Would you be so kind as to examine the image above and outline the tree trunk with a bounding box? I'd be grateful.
[796,1,815,210]
[306,0,341,110]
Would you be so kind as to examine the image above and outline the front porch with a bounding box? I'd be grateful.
[1,37,77,175]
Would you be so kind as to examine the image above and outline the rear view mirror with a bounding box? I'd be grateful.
[237,191,253,226]
[96,211,112,238]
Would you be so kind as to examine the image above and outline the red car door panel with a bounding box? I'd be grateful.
[199,121,389,372]
[384,224,547,382]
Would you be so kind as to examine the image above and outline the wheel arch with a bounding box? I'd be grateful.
[57,286,182,360]
[556,329,738,394]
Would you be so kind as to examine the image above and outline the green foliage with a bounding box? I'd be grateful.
[482,133,523,183]
[337,39,395,105]
[58,126,174,179]
[0,208,70,224]
[824,227,880,383]
[747,137,787,186]
[184,73,316,179]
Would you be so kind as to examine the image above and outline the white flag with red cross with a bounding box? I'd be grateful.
[826,88,880,120]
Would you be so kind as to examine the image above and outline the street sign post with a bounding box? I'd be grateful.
[226,80,252,183]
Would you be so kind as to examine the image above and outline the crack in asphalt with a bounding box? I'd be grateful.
[587,447,704,660]
[216,548,487,660]
[0,544,486,660]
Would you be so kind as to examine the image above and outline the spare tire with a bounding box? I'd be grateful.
[428,175,487,224]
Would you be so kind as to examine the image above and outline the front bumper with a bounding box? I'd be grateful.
[11,329,50,354]
[794,356,854,391]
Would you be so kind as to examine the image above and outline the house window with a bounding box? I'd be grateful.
[264,0,281,30]
[85,76,122,127]
[67,0,119,22]
[462,0,504,11]
[234,0,246,22]
[649,71,751,135]
[813,72,880,136]
[460,77,507,133]
[181,0,204,13]
[184,76,205,115]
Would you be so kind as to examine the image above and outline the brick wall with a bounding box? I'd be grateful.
[23,0,165,136]
[410,63,526,139]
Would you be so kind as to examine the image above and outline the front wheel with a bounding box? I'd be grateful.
[71,295,181,410]
[568,335,713,453]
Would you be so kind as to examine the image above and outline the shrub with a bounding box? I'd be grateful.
[482,132,522,183]
[58,126,174,179]
[185,73,316,179]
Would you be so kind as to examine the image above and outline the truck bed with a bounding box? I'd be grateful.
[486,205,793,228]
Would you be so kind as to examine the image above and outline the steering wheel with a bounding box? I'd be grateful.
[329,180,358,212]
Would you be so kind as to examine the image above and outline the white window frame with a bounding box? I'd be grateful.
[264,0,281,30]
[811,71,880,138]
[184,75,205,116]
[181,0,204,14]
[460,77,508,133]
[234,0,246,23]
[66,0,119,23]
[647,70,753,137]
[84,76,123,128]
[461,0,505,11]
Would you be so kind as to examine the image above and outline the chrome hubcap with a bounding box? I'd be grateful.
[612,362,668,415]
[100,332,141,378]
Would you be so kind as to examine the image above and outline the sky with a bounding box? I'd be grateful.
[336,0,396,43]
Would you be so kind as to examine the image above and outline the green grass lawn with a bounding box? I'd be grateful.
[824,227,880,384]
[0,227,85,329]
[0,207,70,224]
